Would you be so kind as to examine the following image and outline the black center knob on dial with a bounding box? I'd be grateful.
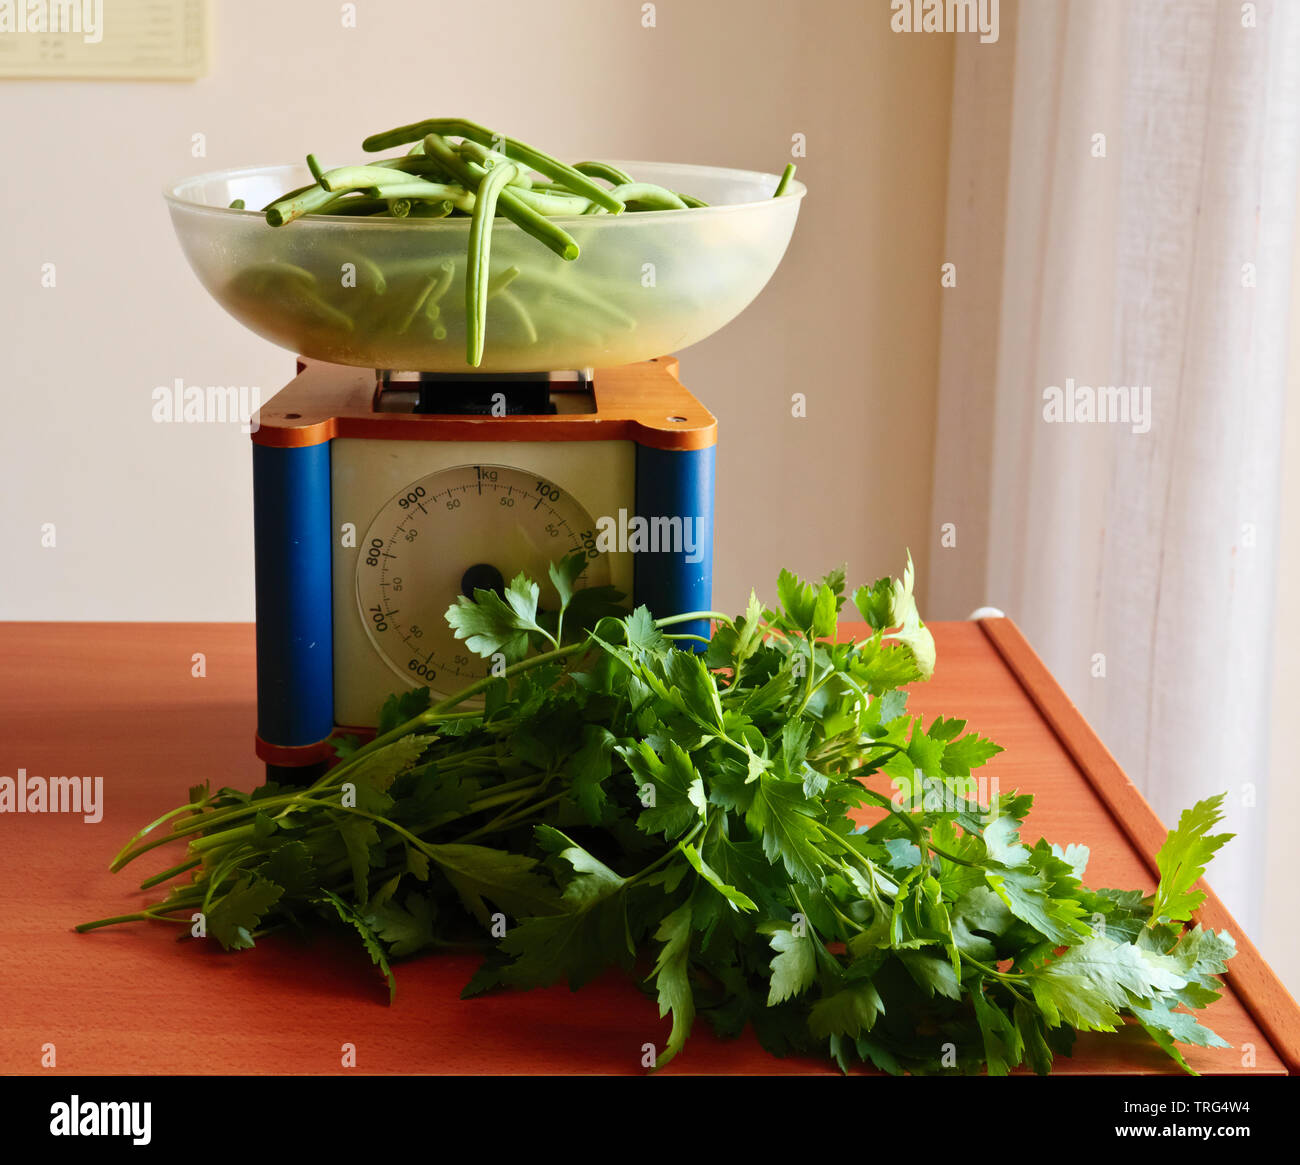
[461,563,506,599]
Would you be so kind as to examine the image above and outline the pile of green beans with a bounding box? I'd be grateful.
[249,118,797,367]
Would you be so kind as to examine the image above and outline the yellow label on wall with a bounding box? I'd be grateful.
[0,0,208,79]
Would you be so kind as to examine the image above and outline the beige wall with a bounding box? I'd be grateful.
[0,0,954,620]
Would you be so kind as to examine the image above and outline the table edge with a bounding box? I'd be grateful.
[977,616,1300,1075]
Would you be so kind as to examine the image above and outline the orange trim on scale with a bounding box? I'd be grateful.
[255,727,379,767]
[255,733,339,767]
[251,356,717,452]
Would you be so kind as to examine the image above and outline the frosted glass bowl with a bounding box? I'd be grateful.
[164,161,805,373]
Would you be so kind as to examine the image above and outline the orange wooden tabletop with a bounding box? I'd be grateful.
[1,619,1296,1076]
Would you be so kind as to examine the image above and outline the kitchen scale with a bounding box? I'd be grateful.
[250,357,714,776]
[164,156,804,779]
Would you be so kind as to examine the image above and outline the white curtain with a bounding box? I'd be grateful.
[930,0,1300,935]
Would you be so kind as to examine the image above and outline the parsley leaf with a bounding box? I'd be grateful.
[446,571,555,658]
[316,888,395,1002]
[648,901,695,1068]
[206,876,283,951]
[1028,935,1188,1032]
[1149,795,1235,926]
[425,842,561,924]
[365,892,437,957]
[763,921,819,1005]
[744,772,827,887]
[619,740,707,839]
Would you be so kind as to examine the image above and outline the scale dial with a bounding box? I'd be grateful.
[355,463,608,693]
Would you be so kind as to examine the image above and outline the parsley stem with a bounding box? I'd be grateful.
[171,793,308,834]
[816,821,900,897]
[467,773,537,798]
[188,824,259,854]
[459,792,565,842]
[794,639,820,716]
[111,790,327,870]
[74,908,194,933]
[74,912,156,932]
[826,897,862,934]
[626,821,706,888]
[852,786,983,869]
[139,856,201,889]
[655,611,734,629]
[965,959,1031,1005]
[133,750,508,868]
[201,849,249,914]
[108,800,209,869]
[464,786,544,815]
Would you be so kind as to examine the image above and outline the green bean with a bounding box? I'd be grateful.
[487,265,521,298]
[372,155,448,176]
[321,247,387,293]
[397,268,448,334]
[364,118,625,214]
[408,199,455,219]
[261,182,314,209]
[509,187,593,216]
[529,301,605,346]
[404,262,456,328]
[529,272,635,330]
[428,259,456,305]
[288,290,355,332]
[457,140,535,188]
[265,184,350,225]
[356,176,476,212]
[234,262,317,293]
[605,183,689,211]
[320,164,434,194]
[573,160,635,186]
[466,160,521,365]
[251,117,794,366]
[320,196,393,216]
[243,278,354,332]
[422,133,579,261]
[496,289,538,343]
[228,198,246,210]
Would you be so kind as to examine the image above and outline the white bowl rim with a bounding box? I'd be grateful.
[163,158,806,227]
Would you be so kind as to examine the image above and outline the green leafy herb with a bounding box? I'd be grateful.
[79,559,1236,1076]
[1149,794,1234,926]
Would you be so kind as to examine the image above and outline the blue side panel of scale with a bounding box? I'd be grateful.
[252,443,334,748]
[633,444,715,643]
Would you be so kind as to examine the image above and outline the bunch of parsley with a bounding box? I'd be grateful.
[83,556,1235,1075]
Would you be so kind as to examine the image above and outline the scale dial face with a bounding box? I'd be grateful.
[355,463,608,693]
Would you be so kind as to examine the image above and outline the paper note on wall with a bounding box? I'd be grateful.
[0,0,208,79]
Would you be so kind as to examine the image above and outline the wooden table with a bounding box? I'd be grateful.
[2,619,1297,1076]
